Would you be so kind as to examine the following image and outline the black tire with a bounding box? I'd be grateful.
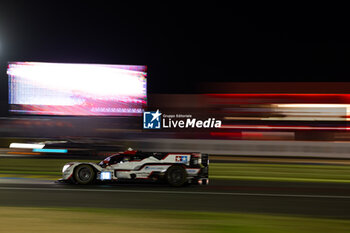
[166,165,187,187]
[74,165,95,185]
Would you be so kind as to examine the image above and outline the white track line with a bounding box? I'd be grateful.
[1,186,350,199]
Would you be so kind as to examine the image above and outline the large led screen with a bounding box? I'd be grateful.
[7,62,147,116]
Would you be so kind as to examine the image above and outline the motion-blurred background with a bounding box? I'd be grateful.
[2,2,350,233]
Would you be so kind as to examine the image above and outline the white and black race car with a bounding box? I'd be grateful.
[60,150,209,186]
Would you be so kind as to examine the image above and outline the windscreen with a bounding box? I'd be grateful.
[7,62,147,116]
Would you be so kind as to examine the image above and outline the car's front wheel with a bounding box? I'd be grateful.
[74,165,95,184]
[166,165,187,187]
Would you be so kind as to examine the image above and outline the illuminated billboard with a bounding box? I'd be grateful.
[7,62,147,116]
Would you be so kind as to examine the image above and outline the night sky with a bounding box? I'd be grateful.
[0,2,350,102]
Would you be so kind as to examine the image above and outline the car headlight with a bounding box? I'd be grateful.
[62,164,72,173]
[100,171,112,180]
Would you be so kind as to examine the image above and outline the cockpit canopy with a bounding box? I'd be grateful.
[98,151,147,167]
[97,151,174,167]
[98,154,127,166]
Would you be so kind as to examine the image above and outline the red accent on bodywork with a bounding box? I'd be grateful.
[123,150,137,155]
[67,173,73,180]
[161,153,192,160]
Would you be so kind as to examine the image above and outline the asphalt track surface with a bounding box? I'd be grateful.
[2,178,350,218]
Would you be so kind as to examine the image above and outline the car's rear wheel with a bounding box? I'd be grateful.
[74,165,95,184]
[166,165,187,187]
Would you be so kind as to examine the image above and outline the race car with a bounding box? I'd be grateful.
[60,149,209,186]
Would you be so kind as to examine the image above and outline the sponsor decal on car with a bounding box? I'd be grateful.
[186,169,200,175]
[144,166,167,171]
[175,155,188,162]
